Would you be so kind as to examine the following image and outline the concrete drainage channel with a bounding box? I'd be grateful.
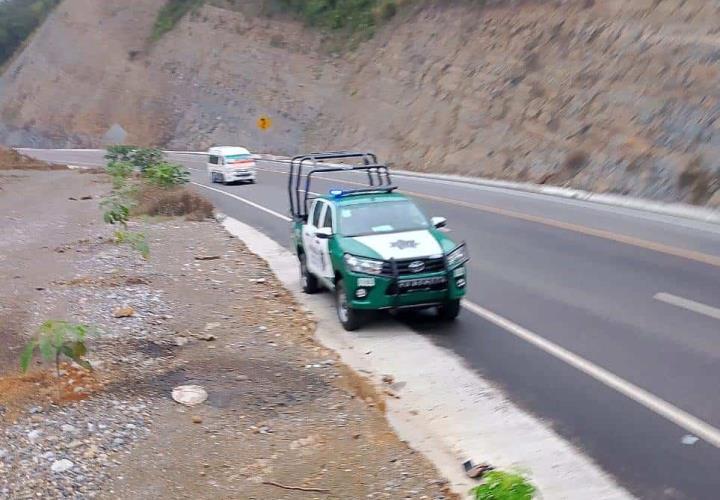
[219,214,634,500]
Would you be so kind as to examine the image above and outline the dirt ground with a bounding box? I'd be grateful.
[0,168,455,499]
[0,168,106,379]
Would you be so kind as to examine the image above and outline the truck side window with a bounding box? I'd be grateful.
[310,202,323,227]
[209,155,219,165]
[322,205,333,230]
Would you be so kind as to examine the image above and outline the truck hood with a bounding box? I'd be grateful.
[350,230,443,260]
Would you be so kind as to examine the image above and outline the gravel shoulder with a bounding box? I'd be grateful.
[0,169,455,499]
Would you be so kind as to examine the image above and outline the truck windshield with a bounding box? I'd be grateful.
[338,200,430,237]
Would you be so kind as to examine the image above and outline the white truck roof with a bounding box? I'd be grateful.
[207,146,251,156]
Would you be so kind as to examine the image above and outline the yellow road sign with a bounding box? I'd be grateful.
[257,116,272,131]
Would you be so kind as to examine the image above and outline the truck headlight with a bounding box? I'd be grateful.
[344,254,384,275]
[446,243,469,269]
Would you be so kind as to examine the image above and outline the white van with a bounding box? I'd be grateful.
[207,146,257,184]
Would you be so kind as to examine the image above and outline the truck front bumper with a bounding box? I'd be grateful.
[344,266,467,310]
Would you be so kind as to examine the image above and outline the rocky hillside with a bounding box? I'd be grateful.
[1,0,719,206]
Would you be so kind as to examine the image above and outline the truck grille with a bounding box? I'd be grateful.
[382,257,445,276]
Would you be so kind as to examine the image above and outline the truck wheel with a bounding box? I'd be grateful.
[336,280,363,331]
[438,299,461,321]
[209,172,216,183]
[299,254,319,294]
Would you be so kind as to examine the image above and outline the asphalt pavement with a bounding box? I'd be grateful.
[20,148,720,499]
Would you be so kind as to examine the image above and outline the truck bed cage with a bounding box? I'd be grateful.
[288,151,395,221]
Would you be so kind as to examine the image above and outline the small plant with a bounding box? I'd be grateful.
[114,230,150,259]
[20,321,96,379]
[471,470,536,500]
[143,161,190,187]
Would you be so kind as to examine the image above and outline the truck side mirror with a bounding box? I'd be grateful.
[431,216,447,229]
[315,227,333,239]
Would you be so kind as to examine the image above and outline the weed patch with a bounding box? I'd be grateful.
[152,0,204,40]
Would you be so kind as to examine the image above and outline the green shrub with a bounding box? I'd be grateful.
[105,146,164,172]
[276,0,378,39]
[471,470,536,500]
[152,0,204,40]
[101,195,132,227]
[143,161,190,187]
[105,145,138,163]
[106,161,135,189]
[0,0,62,67]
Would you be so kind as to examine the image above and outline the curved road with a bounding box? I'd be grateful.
[22,148,720,499]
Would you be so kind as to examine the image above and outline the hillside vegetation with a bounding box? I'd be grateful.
[0,0,61,67]
[187,0,397,42]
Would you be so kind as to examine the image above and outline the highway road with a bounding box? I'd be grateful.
[22,148,720,499]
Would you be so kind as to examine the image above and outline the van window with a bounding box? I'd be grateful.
[209,155,219,165]
[225,154,251,161]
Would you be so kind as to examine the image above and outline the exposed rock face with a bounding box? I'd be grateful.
[1,0,719,204]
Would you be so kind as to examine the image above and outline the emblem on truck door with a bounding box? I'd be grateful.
[390,239,417,250]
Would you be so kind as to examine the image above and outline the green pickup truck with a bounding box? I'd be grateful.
[289,152,469,331]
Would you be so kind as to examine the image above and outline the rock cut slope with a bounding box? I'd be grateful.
[0,0,719,205]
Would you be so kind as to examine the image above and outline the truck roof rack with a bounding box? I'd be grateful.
[288,151,395,221]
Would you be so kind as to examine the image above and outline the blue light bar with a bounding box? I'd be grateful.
[329,189,343,197]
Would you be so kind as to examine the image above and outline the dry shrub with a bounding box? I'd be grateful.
[563,149,589,172]
[134,185,214,220]
[0,147,67,170]
[678,155,719,205]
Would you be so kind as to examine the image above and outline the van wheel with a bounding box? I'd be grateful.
[209,172,216,183]
[299,254,319,294]
[336,280,363,331]
[438,299,461,321]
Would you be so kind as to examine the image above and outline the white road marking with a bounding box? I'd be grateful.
[190,182,291,222]
[462,299,720,448]
[654,293,720,321]
[188,181,720,448]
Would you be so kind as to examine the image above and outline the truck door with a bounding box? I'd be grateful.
[302,201,325,276]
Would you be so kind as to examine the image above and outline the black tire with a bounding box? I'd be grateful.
[248,179,256,184]
[438,299,461,321]
[299,253,319,294]
[209,172,216,183]
[336,280,363,331]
